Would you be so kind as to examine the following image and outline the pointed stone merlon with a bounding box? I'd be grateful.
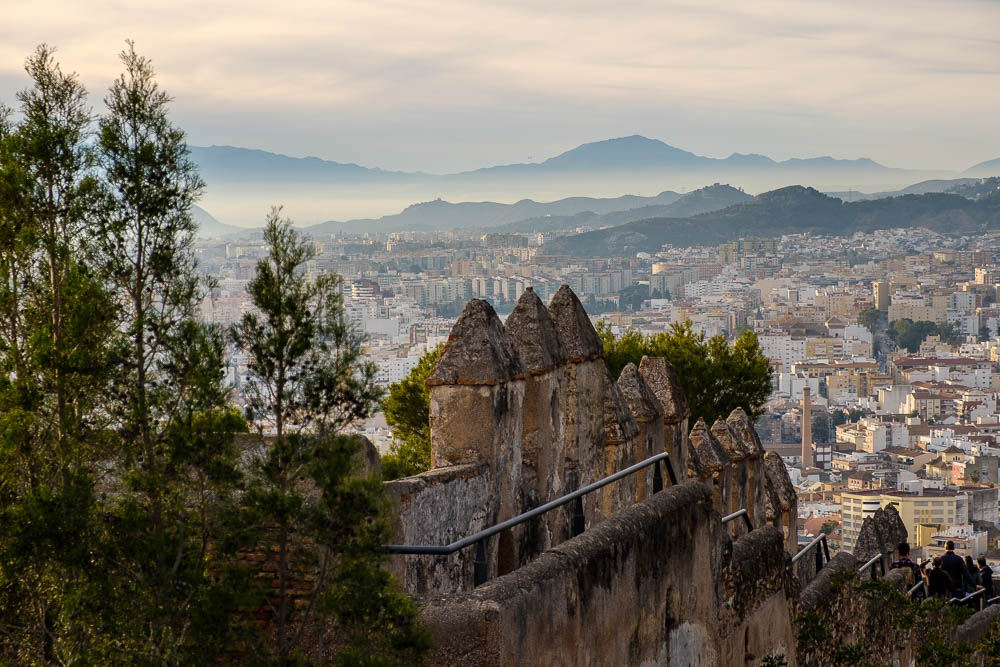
[548,285,605,528]
[763,451,798,554]
[854,504,908,574]
[505,287,568,557]
[689,419,732,516]
[638,356,691,481]
[618,363,664,502]
[726,408,768,534]
[602,367,639,517]
[428,298,526,580]
[711,418,749,538]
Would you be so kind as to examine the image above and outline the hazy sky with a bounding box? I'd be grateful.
[3,0,999,173]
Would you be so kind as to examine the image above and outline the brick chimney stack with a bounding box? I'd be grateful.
[801,386,813,468]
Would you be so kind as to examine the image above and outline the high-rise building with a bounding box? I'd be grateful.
[873,280,889,311]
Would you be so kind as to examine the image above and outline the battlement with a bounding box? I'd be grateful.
[382,286,996,664]
[385,285,794,595]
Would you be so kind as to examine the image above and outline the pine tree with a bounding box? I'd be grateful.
[233,208,430,663]
[94,43,249,662]
[0,44,117,665]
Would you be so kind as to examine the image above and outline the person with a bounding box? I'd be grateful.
[941,540,978,597]
[966,555,983,588]
[979,557,995,602]
[890,542,922,583]
[927,557,954,598]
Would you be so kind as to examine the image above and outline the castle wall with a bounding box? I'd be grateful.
[385,464,491,595]
[504,288,568,558]
[419,483,800,667]
[549,285,607,529]
[418,482,730,667]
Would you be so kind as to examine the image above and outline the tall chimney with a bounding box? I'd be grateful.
[801,385,813,468]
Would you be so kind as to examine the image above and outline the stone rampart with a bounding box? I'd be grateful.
[383,286,992,664]
[419,481,800,667]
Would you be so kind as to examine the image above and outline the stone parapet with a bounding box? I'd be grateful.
[689,419,733,516]
[638,356,690,476]
[617,362,664,502]
[505,288,569,559]
[763,451,798,554]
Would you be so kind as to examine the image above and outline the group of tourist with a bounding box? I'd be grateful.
[890,541,995,603]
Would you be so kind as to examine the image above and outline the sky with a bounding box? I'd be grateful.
[2,0,1000,174]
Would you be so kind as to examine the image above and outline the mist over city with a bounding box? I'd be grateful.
[3,1,1000,665]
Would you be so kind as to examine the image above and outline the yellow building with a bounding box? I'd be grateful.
[841,489,966,552]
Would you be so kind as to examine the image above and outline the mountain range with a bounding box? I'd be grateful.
[189,136,999,226]
[541,184,1000,257]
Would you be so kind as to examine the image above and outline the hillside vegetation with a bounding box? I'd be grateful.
[542,186,1000,257]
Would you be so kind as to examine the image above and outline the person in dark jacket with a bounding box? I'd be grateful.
[890,542,922,583]
[928,557,954,598]
[978,557,995,602]
[966,555,983,588]
[941,541,977,597]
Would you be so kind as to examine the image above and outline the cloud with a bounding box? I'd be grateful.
[0,0,998,172]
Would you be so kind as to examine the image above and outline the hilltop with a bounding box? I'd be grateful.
[541,186,1000,256]
[496,183,751,233]
[189,136,952,225]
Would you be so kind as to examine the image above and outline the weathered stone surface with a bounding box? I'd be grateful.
[711,418,750,535]
[639,356,691,479]
[617,363,664,423]
[385,463,491,595]
[603,369,640,445]
[618,363,665,501]
[560,355,605,529]
[601,369,639,516]
[722,525,797,660]
[953,604,1000,648]
[637,355,689,424]
[798,552,915,667]
[547,284,603,362]
[504,287,568,374]
[506,289,568,560]
[853,504,908,571]
[689,419,732,516]
[428,299,525,386]
[420,481,732,667]
[763,451,797,553]
[727,408,768,533]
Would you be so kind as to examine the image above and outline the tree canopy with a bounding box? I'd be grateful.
[888,318,962,353]
[0,44,429,665]
[597,321,773,425]
[381,344,442,480]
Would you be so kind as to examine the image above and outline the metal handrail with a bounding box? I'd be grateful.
[721,508,754,533]
[791,532,830,578]
[858,553,885,580]
[908,579,926,597]
[791,532,828,563]
[951,588,987,611]
[385,451,677,558]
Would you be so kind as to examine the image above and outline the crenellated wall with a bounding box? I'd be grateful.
[384,286,986,665]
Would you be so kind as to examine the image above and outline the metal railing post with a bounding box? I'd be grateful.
[821,535,830,563]
[572,496,585,537]
[815,543,823,575]
[652,460,663,494]
[664,458,678,486]
[474,540,487,587]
